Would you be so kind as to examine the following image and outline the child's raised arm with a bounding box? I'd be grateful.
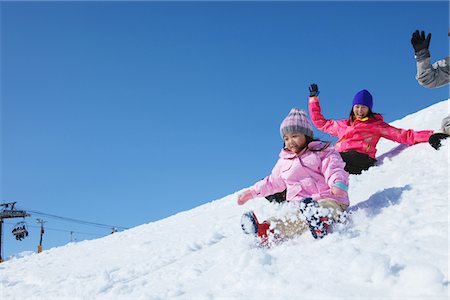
[308,84,345,137]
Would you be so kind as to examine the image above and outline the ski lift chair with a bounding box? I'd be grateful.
[12,221,29,241]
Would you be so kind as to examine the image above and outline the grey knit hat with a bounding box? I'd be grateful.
[280,108,314,138]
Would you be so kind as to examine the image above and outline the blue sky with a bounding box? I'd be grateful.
[1,1,449,258]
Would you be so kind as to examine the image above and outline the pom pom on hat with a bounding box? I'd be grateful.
[280,108,314,139]
[352,89,373,110]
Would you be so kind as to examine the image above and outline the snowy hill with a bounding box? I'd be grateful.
[1,100,449,300]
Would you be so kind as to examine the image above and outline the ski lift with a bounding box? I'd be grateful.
[12,221,29,241]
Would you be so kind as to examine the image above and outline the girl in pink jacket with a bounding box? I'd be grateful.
[308,84,435,175]
[238,108,349,242]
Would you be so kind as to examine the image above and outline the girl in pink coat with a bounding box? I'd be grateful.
[238,108,349,242]
[308,84,435,174]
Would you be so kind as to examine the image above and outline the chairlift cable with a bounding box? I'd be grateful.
[15,207,129,230]
[4,221,105,237]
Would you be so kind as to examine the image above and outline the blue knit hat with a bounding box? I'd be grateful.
[352,89,373,110]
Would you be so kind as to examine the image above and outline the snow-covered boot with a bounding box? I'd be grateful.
[241,211,272,240]
[429,132,449,150]
[298,198,331,239]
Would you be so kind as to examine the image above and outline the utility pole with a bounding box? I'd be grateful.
[70,231,77,242]
[0,202,30,263]
[0,218,3,263]
[36,218,46,253]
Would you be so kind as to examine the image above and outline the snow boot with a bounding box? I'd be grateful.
[429,132,449,150]
[298,198,331,239]
[241,211,272,242]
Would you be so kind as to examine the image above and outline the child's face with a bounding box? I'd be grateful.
[353,104,369,120]
[283,132,307,154]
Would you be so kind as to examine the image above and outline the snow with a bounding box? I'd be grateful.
[1,100,449,300]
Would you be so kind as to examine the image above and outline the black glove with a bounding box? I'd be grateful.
[411,30,431,53]
[309,83,319,97]
[429,132,449,150]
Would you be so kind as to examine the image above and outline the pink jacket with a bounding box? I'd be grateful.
[308,96,434,159]
[249,141,350,205]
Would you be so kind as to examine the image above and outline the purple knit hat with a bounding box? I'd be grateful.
[280,108,313,138]
[352,89,373,110]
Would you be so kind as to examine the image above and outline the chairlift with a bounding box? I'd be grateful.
[11,221,29,241]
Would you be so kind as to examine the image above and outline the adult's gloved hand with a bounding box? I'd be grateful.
[309,83,319,97]
[411,30,431,53]
[428,132,449,150]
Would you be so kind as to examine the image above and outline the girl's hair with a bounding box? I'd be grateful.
[305,136,314,145]
[349,108,381,121]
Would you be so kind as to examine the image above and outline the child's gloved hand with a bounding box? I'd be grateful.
[331,181,348,198]
[237,190,254,205]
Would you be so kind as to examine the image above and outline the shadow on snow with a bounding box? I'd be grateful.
[348,185,412,217]
[375,144,410,166]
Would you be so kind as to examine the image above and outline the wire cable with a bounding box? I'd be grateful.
[13,206,129,230]
[4,221,106,237]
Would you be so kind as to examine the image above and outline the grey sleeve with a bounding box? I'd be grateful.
[441,114,450,133]
[415,49,450,88]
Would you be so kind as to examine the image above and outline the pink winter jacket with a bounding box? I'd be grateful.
[308,96,434,159]
[249,141,350,206]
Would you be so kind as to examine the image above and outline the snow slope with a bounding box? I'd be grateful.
[1,100,449,300]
